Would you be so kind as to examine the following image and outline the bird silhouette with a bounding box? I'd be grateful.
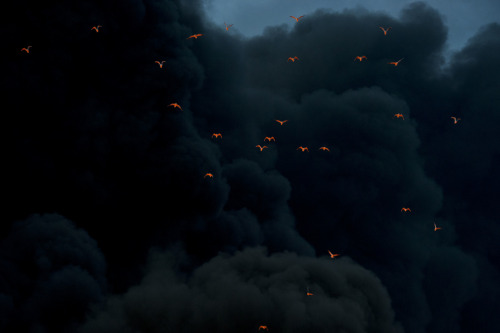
[224,22,233,31]
[290,15,304,22]
[204,173,213,178]
[168,103,182,111]
[264,137,275,142]
[319,147,330,151]
[328,250,340,258]
[155,60,166,68]
[394,113,405,120]
[256,145,268,151]
[354,56,367,62]
[21,46,32,53]
[297,146,309,152]
[211,133,222,138]
[379,26,392,35]
[91,25,102,32]
[275,120,288,125]
[388,58,404,66]
[306,287,314,296]
[434,222,442,231]
[258,326,269,331]
[287,56,299,62]
[187,34,203,39]
[451,116,461,124]
[401,207,411,212]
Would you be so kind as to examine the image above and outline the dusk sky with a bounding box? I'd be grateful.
[2,0,499,332]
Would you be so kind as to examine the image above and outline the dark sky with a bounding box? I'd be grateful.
[2,0,499,332]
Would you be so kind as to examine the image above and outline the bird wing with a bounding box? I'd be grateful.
[290,16,297,19]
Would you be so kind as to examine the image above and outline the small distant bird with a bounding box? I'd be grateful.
[21,46,32,53]
[451,116,461,124]
[287,56,299,62]
[401,207,411,212]
[204,173,213,178]
[212,133,222,138]
[319,147,330,151]
[434,222,442,231]
[328,250,340,259]
[256,145,268,151]
[290,15,304,22]
[91,25,102,32]
[394,113,405,120]
[297,146,309,152]
[388,58,404,66]
[187,34,203,39]
[275,120,288,125]
[224,22,233,31]
[354,56,367,62]
[379,26,392,35]
[306,287,314,296]
[155,60,166,68]
[258,326,269,331]
[264,137,275,142]
[168,103,182,111]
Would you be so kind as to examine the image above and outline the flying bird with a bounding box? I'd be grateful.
[388,58,404,66]
[297,146,309,152]
[168,103,182,110]
[306,287,314,296]
[354,56,367,62]
[20,46,32,53]
[328,250,340,258]
[434,222,442,231]
[155,60,166,68]
[290,15,304,22]
[258,326,269,331]
[275,120,288,125]
[264,137,275,142]
[224,22,233,31]
[379,26,392,35]
[394,113,405,120]
[204,173,213,178]
[287,56,299,62]
[451,116,461,124]
[401,207,411,212]
[91,25,102,32]
[319,147,330,151]
[187,34,203,39]
[256,145,268,151]
[211,133,222,138]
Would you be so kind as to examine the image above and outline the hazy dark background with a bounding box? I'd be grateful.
[1,0,499,332]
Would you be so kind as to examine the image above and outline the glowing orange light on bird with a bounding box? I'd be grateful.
[264,137,275,142]
[256,145,268,151]
[187,34,203,39]
[224,22,233,31]
[394,113,405,120]
[287,56,299,62]
[297,146,309,152]
[451,116,461,124]
[290,15,304,22]
[319,147,330,151]
[155,60,166,68]
[379,26,392,35]
[169,103,182,111]
[275,120,288,125]
[91,25,102,32]
[434,222,442,231]
[388,58,404,66]
[328,250,340,259]
[354,56,367,62]
[212,133,222,138]
[204,173,213,179]
[258,326,269,331]
[401,207,411,212]
[306,287,314,296]
[21,46,32,53]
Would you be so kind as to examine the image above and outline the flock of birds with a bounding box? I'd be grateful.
[17,14,454,332]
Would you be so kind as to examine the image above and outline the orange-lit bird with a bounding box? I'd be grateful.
[319,147,330,151]
[275,120,288,125]
[451,116,461,124]
[258,326,269,331]
[91,25,102,32]
[434,222,442,231]
[204,173,213,179]
[187,34,203,39]
[287,56,299,62]
[297,146,309,152]
[256,145,268,151]
[306,287,314,296]
[388,58,404,66]
[290,15,304,22]
[155,60,166,68]
[264,137,275,142]
[168,103,182,110]
[224,22,233,31]
[379,26,392,35]
[394,113,405,120]
[401,207,411,212]
[354,56,367,62]
[328,250,340,259]
[21,46,32,53]
[212,133,222,138]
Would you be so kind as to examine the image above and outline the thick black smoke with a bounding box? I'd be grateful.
[2,0,499,332]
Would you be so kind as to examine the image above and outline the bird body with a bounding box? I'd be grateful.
[224,22,233,31]
[287,56,299,62]
[319,147,330,151]
[155,60,166,68]
[91,25,102,32]
[212,133,222,138]
[401,207,411,212]
[297,146,309,152]
[21,46,32,53]
[204,173,213,178]
[388,58,404,66]
[451,116,461,124]
[169,103,182,110]
[394,113,405,120]
[264,137,275,142]
[187,34,203,39]
[379,26,392,35]
[434,223,442,231]
[276,120,288,125]
[354,56,367,62]
[328,250,340,258]
[256,145,268,151]
[290,15,304,22]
